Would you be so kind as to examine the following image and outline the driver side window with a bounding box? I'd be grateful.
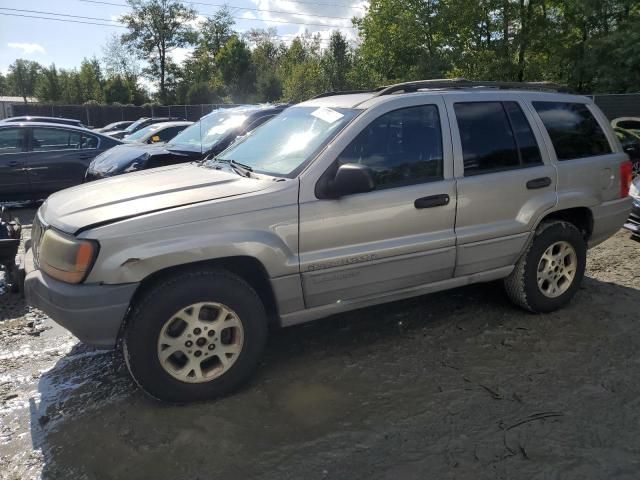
[336,105,443,189]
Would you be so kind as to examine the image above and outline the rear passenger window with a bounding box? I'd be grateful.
[0,128,25,154]
[454,101,542,175]
[81,134,99,149]
[336,105,443,189]
[533,102,612,160]
[504,102,543,165]
[32,128,81,152]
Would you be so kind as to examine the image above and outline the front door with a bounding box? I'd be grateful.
[0,127,30,200]
[444,93,558,276]
[299,99,457,308]
[27,126,96,196]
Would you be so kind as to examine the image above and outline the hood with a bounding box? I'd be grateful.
[40,163,273,233]
[89,142,174,174]
[105,130,129,139]
[89,143,202,175]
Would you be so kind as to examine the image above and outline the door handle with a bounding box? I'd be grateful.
[526,177,552,189]
[8,160,21,167]
[414,194,450,209]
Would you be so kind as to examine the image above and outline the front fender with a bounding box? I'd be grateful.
[88,229,298,284]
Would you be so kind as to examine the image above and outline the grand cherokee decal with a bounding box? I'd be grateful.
[306,254,378,272]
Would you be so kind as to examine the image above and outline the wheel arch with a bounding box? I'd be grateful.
[535,206,594,240]
[120,256,279,342]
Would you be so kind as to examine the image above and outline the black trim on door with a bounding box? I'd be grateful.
[414,194,450,209]
[526,177,552,189]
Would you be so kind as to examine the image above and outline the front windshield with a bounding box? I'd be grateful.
[125,118,147,133]
[170,109,250,153]
[124,124,160,142]
[213,107,358,176]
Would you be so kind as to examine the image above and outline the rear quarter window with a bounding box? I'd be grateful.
[533,101,612,161]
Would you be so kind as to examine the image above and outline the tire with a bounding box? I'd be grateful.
[504,221,586,313]
[123,269,268,403]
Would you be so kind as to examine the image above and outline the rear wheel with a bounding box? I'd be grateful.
[504,221,586,313]
[123,269,268,403]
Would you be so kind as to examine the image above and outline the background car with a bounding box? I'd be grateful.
[614,127,640,178]
[93,120,134,133]
[85,104,287,180]
[121,121,193,145]
[0,122,121,201]
[624,177,639,241]
[1,116,86,128]
[612,117,640,134]
[104,117,185,140]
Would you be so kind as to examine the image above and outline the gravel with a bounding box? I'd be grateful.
[1,210,639,480]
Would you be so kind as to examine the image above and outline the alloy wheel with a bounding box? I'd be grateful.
[536,241,578,298]
[157,302,244,383]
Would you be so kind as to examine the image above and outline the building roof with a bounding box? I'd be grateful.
[0,96,38,103]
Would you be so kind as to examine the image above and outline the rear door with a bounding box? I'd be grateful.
[27,126,97,196]
[444,93,557,276]
[0,127,30,200]
[299,98,457,308]
[532,100,628,201]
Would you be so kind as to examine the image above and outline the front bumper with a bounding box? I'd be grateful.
[22,248,138,349]
[623,197,640,237]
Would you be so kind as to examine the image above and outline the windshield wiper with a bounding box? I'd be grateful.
[214,158,253,178]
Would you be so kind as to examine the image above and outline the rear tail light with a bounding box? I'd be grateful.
[620,160,633,198]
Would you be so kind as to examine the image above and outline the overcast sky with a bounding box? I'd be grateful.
[0,0,367,76]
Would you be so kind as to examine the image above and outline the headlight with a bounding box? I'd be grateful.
[39,229,99,284]
[630,181,639,200]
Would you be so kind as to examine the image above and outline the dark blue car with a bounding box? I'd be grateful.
[0,122,121,201]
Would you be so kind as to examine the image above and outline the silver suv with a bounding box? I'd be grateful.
[23,80,633,402]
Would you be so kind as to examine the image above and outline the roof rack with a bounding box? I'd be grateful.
[311,89,382,99]
[374,78,571,96]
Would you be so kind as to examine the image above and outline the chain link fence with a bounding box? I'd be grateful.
[7,103,242,127]
[5,94,640,127]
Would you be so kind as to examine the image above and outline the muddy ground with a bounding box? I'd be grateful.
[1,207,639,480]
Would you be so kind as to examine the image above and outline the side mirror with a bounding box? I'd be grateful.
[150,135,161,143]
[324,163,375,198]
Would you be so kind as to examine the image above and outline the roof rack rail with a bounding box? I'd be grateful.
[374,78,571,96]
[310,89,380,100]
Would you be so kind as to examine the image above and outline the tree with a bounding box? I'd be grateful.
[79,58,104,103]
[247,28,283,102]
[186,81,222,104]
[216,37,255,102]
[7,59,41,102]
[0,72,7,96]
[120,0,197,104]
[355,0,446,82]
[279,35,328,102]
[36,64,61,102]
[58,69,82,104]
[322,31,352,91]
[104,75,132,104]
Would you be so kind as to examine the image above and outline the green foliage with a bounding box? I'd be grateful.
[36,64,61,102]
[186,81,223,104]
[5,0,640,107]
[104,75,132,104]
[7,59,41,102]
[79,58,104,103]
[216,37,255,102]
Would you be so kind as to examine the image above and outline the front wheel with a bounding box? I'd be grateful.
[504,221,587,313]
[123,269,268,403]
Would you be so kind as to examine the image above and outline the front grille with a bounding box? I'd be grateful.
[629,212,640,227]
[30,214,45,267]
